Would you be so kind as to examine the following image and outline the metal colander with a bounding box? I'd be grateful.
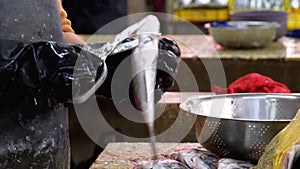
[180,93,300,162]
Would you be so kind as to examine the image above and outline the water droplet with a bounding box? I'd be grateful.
[33,98,38,106]
[25,136,31,141]
[51,138,55,147]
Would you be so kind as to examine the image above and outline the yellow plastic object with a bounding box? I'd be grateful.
[173,8,229,22]
[253,109,300,169]
[287,9,300,31]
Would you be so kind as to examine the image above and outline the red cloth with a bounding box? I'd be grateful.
[212,73,291,94]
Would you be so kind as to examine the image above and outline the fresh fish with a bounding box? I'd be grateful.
[131,15,160,160]
[169,148,219,169]
[218,158,255,169]
[136,159,190,169]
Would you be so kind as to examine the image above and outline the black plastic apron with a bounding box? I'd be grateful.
[0,0,69,168]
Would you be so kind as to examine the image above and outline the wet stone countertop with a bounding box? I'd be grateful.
[89,142,201,169]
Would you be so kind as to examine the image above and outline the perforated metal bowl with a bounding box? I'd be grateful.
[180,93,300,162]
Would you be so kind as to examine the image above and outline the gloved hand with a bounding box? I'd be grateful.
[0,39,102,107]
[95,37,181,105]
[254,109,300,169]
